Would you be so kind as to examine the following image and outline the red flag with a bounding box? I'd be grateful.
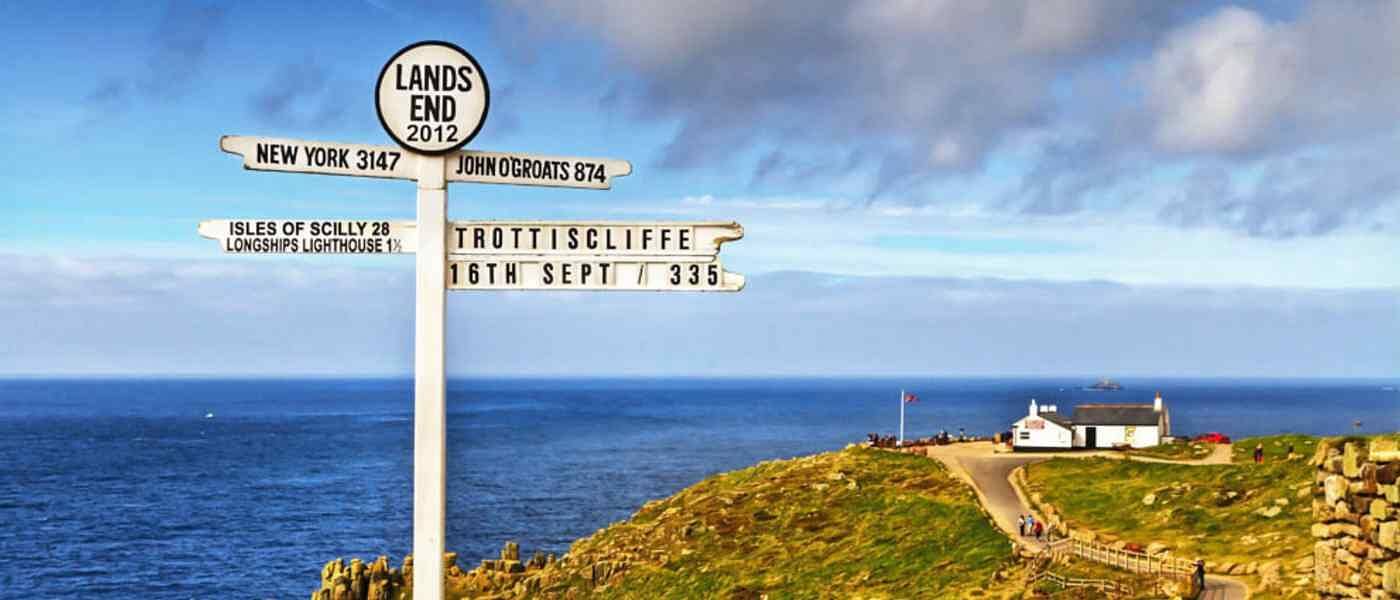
[904,392,918,404]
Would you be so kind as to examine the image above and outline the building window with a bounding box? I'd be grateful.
[1018,431,1030,440]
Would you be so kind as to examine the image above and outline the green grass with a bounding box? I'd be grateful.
[1024,435,1315,567]
[1127,438,1214,460]
[1230,433,1319,464]
[538,447,1018,599]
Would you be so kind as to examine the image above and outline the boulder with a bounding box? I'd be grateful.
[1385,559,1400,594]
[1141,493,1157,506]
[1380,521,1399,552]
[1343,443,1366,478]
[501,541,520,562]
[1256,561,1282,588]
[1326,475,1349,505]
[1146,542,1168,556]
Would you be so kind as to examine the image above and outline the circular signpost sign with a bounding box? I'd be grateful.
[376,41,489,155]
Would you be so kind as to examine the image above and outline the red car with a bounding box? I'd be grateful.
[1194,432,1231,444]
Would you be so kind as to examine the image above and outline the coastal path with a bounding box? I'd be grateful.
[916,442,1249,599]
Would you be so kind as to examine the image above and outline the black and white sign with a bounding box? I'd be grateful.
[447,221,741,257]
[446,259,744,291]
[199,220,417,254]
[449,149,631,190]
[376,41,489,154]
[220,136,418,180]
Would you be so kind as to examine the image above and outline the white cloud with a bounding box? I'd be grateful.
[1141,3,1400,155]
[1142,7,1300,153]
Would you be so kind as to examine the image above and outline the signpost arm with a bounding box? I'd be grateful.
[413,154,448,600]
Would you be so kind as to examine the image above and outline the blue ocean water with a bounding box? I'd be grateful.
[0,377,1395,599]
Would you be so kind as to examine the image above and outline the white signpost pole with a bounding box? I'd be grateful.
[375,41,488,600]
[414,154,448,600]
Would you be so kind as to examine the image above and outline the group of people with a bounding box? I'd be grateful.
[866,433,900,448]
[865,428,975,448]
[1016,514,1045,540]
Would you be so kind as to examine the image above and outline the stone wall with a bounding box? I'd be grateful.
[1313,437,1400,598]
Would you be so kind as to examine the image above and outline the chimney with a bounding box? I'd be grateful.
[1154,392,1163,412]
[1029,398,1038,417]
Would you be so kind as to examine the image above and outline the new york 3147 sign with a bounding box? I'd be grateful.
[201,40,743,600]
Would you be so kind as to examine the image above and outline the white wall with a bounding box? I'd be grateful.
[1075,424,1161,448]
[1012,416,1072,449]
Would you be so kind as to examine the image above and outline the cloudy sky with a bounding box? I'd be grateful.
[1,1,1396,376]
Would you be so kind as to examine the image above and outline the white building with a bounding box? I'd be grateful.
[1011,394,1170,451]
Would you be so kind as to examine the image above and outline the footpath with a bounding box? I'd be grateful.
[915,442,1249,600]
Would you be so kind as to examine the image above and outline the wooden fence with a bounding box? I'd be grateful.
[1026,569,1134,596]
[1043,537,1195,580]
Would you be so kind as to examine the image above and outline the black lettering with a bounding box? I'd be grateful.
[542,263,554,285]
[456,66,473,92]
[410,95,427,121]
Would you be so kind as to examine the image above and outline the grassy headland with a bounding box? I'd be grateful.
[315,446,1025,599]
[1023,435,1322,598]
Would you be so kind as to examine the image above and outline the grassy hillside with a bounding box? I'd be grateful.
[1023,435,1321,599]
[314,447,1025,599]
[544,447,1019,599]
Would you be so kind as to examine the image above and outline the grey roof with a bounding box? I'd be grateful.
[1072,404,1161,426]
[1037,412,1075,429]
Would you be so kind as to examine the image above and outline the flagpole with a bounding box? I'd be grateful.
[898,388,905,446]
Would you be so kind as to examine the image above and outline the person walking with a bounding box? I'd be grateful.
[1193,559,1206,593]
[1254,443,1265,464]
[1025,514,1035,538]
[1034,520,1044,541]
[1017,514,1026,537]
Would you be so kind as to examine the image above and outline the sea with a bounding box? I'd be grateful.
[0,377,1395,599]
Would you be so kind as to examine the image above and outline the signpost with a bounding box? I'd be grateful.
[199,220,417,254]
[203,41,743,600]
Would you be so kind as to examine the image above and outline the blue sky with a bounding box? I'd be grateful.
[1,1,1396,376]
